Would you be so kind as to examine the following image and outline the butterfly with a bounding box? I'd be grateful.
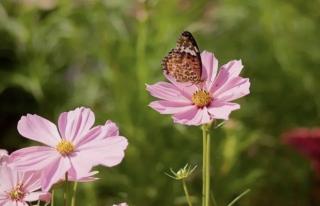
[162,31,202,84]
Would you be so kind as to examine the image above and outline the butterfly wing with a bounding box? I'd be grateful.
[162,31,202,84]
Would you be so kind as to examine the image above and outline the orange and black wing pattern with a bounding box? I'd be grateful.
[162,31,202,84]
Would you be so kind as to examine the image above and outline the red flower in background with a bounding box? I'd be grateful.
[283,128,320,174]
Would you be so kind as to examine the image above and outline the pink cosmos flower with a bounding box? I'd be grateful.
[283,128,320,174]
[0,165,51,206]
[146,51,250,125]
[9,107,128,191]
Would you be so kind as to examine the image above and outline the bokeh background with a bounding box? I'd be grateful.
[1,0,320,205]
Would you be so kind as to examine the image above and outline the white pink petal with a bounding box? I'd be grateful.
[58,107,95,144]
[17,114,61,147]
[41,157,71,191]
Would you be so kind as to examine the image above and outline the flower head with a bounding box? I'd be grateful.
[0,165,50,205]
[165,164,197,180]
[283,128,320,174]
[147,51,250,126]
[9,107,128,191]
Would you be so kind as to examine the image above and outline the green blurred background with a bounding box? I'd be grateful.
[1,0,320,205]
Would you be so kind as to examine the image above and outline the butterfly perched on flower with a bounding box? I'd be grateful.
[162,31,202,84]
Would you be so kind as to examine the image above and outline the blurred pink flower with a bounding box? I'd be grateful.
[0,165,50,205]
[283,128,320,173]
[147,51,250,125]
[9,107,128,191]
[0,149,9,165]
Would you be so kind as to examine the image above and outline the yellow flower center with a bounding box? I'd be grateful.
[191,89,212,108]
[56,140,74,156]
[9,184,24,201]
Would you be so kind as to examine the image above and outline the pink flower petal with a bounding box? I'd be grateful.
[185,108,202,125]
[99,137,128,167]
[209,60,244,94]
[208,101,240,120]
[220,60,243,78]
[69,124,128,179]
[104,120,119,137]
[0,149,9,165]
[0,150,8,157]
[0,166,15,190]
[199,107,212,125]
[69,151,97,180]
[76,120,123,148]
[21,171,41,192]
[41,157,71,191]
[24,192,51,203]
[201,51,218,89]
[9,146,60,171]
[172,106,199,125]
[163,73,198,98]
[15,201,27,206]
[58,107,95,144]
[214,77,250,102]
[146,82,190,102]
[179,107,212,126]
[17,114,61,147]
[75,126,105,147]
[68,170,98,182]
[149,100,194,114]
[78,136,128,167]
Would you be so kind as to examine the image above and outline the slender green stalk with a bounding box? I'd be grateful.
[136,1,148,103]
[71,182,78,206]
[202,126,207,206]
[51,189,55,206]
[205,128,211,206]
[227,189,251,206]
[202,124,211,206]
[182,180,193,206]
[210,191,217,206]
[64,172,69,206]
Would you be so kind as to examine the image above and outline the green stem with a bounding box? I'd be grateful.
[136,1,148,103]
[71,182,78,206]
[51,189,55,206]
[210,191,217,206]
[227,189,251,206]
[205,127,211,206]
[202,124,211,206]
[182,180,193,206]
[202,126,207,206]
[64,172,69,206]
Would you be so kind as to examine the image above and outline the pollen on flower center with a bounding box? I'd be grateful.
[9,184,24,201]
[56,140,74,156]
[191,89,212,108]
